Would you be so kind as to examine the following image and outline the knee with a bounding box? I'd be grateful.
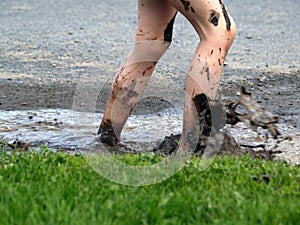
[200,7,236,51]
[205,15,236,55]
[214,10,236,50]
[210,2,236,46]
[224,17,236,48]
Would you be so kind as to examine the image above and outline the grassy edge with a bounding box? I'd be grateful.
[0,145,299,225]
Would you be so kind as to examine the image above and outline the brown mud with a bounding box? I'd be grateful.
[1,71,299,125]
[1,70,298,163]
[0,0,299,164]
[1,71,299,126]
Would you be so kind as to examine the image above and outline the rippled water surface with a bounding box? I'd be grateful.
[0,109,182,152]
[0,108,299,164]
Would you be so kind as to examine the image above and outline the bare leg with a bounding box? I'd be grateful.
[98,0,177,146]
[166,0,236,152]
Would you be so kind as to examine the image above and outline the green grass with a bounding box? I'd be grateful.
[0,146,299,225]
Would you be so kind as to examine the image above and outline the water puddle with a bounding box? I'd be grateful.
[0,108,299,164]
[0,108,182,152]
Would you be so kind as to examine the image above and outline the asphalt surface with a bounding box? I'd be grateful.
[0,0,299,121]
[1,0,299,72]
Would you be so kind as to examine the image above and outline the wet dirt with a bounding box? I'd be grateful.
[0,0,299,164]
[0,108,183,153]
[0,71,299,164]
[0,70,298,127]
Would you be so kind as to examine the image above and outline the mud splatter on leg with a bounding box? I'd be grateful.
[166,0,236,153]
[208,10,220,27]
[179,0,191,12]
[219,0,231,31]
[98,119,119,146]
[164,13,177,42]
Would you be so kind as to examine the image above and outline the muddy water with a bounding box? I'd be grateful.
[0,108,182,152]
[0,109,299,164]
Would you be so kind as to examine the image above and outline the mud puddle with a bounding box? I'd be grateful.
[0,108,299,164]
[0,108,182,152]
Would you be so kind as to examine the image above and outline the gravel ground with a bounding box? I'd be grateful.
[0,0,299,162]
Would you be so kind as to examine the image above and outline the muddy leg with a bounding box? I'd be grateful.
[167,0,236,152]
[98,0,177,146]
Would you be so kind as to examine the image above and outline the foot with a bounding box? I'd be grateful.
[97,120,120,146]
[154,131,241,155]
[97,132,119,146]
